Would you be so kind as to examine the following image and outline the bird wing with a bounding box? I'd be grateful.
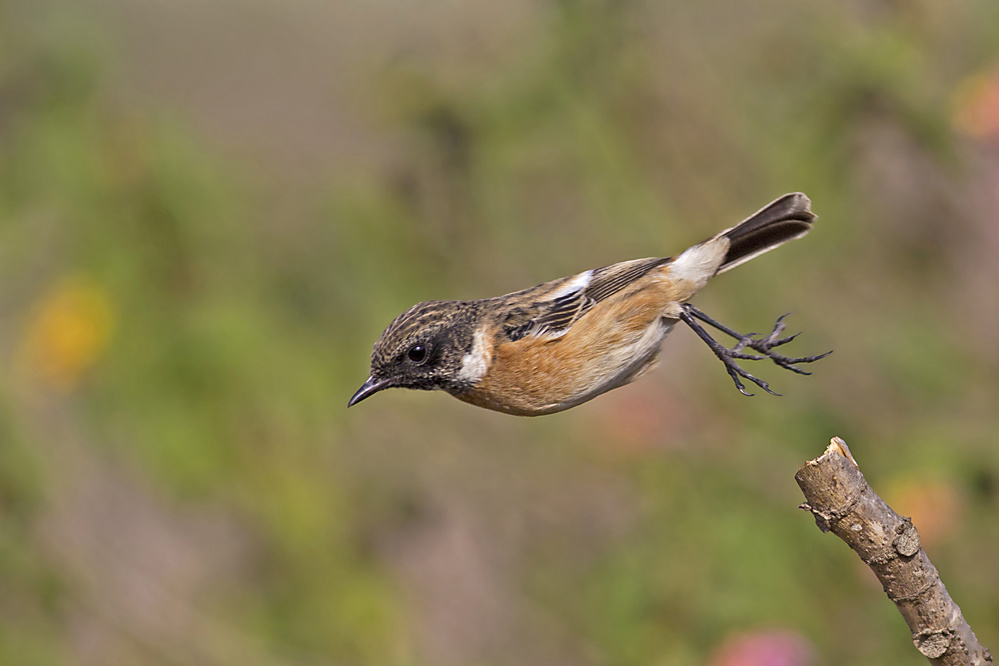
[500,256,670,342]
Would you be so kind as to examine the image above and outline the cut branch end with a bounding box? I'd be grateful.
[795,437,991,665]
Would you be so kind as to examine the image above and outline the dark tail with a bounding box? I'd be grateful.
[715,193,815,275]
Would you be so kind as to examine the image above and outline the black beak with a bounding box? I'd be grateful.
[348,376,393,407]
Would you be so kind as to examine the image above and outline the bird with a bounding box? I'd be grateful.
[349,192,830,416]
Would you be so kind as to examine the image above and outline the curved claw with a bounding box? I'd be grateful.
[772,331,801,346]
[725,352,781,397]
[782,349,834,365]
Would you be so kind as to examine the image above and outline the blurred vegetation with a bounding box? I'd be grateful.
[2,1,999,665]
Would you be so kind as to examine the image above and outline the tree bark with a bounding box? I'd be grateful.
[795,437,992,665]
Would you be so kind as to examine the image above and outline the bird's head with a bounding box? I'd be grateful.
[348,300,482,407]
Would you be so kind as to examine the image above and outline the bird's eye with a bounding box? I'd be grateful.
[407,343,428,364]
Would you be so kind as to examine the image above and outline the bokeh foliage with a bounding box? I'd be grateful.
[2,1,999,664]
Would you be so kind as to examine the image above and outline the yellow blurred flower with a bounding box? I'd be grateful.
[21,276,116,390]
[952,70,999,140]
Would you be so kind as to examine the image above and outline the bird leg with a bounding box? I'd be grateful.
[678,304,832,396]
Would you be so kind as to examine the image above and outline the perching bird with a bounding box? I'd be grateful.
[349,193,830,416]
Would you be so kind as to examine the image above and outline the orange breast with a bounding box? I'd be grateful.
[457,270,694,415]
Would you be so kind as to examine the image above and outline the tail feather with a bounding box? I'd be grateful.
[715,193,814,275]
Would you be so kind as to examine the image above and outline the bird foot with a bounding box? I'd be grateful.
[679,305,832,396]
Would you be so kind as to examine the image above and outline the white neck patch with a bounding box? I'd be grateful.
[457,327,492,383]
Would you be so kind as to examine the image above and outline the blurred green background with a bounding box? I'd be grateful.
[2,1,999,664]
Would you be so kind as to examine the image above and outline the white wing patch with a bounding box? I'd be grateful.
[550,269,593,299]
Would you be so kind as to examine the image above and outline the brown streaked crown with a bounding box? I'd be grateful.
[366,299,483,395]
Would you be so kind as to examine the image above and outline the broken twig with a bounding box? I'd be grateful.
[795,437,991,665]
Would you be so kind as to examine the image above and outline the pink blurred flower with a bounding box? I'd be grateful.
[709,628,816,666]
[952,69,999,140]
[884,477,963,549]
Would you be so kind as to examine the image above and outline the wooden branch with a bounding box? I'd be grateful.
[795,437,992,665]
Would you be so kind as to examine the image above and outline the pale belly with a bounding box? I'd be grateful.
[556,316,676,411]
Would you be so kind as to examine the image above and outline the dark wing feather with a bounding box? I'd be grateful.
[530,289,595,334]
[503,288,594,341]
[502,256,670,342]
[586,256,671,303]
